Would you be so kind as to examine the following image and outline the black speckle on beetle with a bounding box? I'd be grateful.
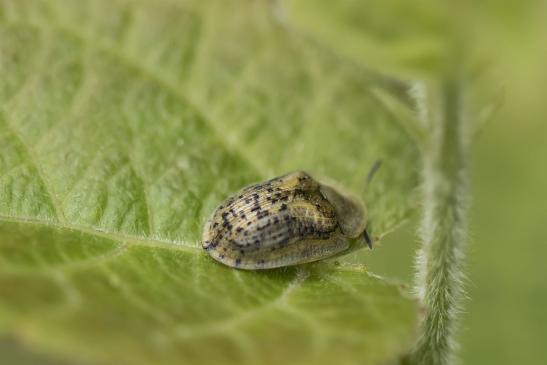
[256,210,270,219]
[207,241,219,250]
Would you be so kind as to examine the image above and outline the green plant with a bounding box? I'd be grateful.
[407,77,470,365]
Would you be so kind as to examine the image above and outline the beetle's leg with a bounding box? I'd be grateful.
[363,229,373,249]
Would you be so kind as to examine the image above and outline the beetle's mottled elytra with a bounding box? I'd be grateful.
[202,171,371,270]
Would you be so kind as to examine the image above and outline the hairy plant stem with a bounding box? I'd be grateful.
[408,76,470,365]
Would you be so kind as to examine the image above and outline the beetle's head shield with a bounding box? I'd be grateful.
[319,184,367,240]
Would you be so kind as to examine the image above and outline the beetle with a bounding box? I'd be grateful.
[202,171,373,270]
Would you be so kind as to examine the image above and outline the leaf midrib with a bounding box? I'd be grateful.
[0,214,375,277]
[0,214,200,252]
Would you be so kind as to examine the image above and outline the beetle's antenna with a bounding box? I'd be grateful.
[362,160,382,250]
[365,159,383,190]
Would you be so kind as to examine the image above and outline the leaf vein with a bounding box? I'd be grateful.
[173,267,309,339]
[1,119,65,222]
[6,19,268,179]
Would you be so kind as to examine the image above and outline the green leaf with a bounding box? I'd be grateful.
[0,1,420,364]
